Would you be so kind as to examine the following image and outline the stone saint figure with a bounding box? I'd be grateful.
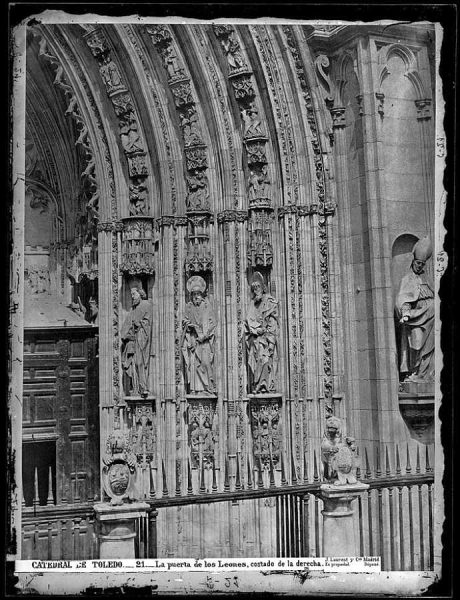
[182,276,216,394]
[395,237,434,382]
[245,271,279,393]
[121,286,153,396]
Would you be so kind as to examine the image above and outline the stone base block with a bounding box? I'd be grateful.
[94,502,149,559]
[320,483,369,557]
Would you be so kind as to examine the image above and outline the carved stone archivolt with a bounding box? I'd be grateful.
[283,26,334,399]
[33,31,100,282]
[213,25,274,276]
[82,27,150,217]
[146,25,212,278]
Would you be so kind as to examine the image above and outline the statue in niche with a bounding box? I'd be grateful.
[321,410,359,486]
[186,169,209,210]
[241,103,263,138]
[181,276,216,394]
[222,34,246,71]
[245,271,279,394]
[121,286,154,396]
[395,237,434,383]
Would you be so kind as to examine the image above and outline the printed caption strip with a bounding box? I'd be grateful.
[16,557,381,573]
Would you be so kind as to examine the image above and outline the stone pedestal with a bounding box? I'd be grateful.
[94,502,149,559]
[320,483,369,557]
[399,381,434,444]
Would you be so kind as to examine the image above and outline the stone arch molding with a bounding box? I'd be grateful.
[377,42,428,100]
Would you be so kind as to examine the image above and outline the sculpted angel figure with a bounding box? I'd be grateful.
[181,276,216,394]
[245,271,279,393]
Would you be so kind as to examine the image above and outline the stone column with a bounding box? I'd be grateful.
[94,502,149,558]
[320,483,369,557]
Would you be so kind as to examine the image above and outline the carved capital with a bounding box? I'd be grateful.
[156,215,176,228]
[277,205,298,218]
[217,210,248,224]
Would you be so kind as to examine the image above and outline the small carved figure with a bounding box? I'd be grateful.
[182,276,216,394]
[223,34,246,70]
[88,297,99,325]
[186,170,209,210]
[100,57,123,91]
[164,45,185,80]
[129,181,148,215]
[121,286,154,396]
[395,236,434,382]
[241,103,263,138]
[248,170,260,201]
[119,112,143,154]
[245,271,279,393]
[180,109,202,146]
[257,165,270,198]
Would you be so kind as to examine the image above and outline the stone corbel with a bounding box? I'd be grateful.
[415,98,432,121]
[375,92,385,118]
[330,107,346,129]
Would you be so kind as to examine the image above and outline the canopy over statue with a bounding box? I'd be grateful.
[395,236,434,383]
